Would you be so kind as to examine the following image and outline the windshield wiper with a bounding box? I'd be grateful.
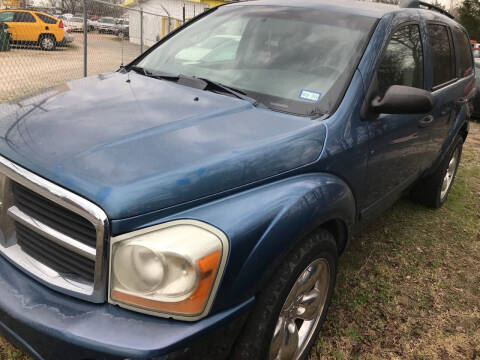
[191,76,260,106]
[128,65,147,76]
[127,67,261,107]
[128,66,179,81]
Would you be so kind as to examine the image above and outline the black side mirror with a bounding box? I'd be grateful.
[370,85,434,115]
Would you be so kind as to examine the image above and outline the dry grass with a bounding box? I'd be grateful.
[0,124,479,360]
[310,121,480,360]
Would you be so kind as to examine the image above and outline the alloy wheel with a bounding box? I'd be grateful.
[269,258,330,360]
[440,147,460,201]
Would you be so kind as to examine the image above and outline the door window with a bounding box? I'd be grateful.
[377,24,424,97]
[12,12,36,23]
[453,28,473,78]
[0,12,14,22]
[428,24,456,87]
[36,13,57,24]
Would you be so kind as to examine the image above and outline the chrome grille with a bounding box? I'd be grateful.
[16,222,95,282]
[12,182,97,248]
[0,155,109,303]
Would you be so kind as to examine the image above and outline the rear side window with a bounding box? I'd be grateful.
[36,13,57,24]
[453,28,473,78]
[0,12,14,22]
[377,24,424,97]
[428,24,456,87]
[13,12,36,23]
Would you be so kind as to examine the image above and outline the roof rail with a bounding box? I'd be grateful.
[399,0,455,20]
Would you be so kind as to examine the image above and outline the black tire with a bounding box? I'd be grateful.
[411,136,463,208]
[231,229,338,360]
[38,34,56,51]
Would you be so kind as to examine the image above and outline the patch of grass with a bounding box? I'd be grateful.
[309,122,480,360]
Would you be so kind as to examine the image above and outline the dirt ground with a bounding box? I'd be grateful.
[0,33,143,103]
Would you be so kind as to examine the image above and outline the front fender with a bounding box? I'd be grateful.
[162,173,356,312]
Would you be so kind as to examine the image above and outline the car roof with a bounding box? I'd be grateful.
[227,0,397,18]
[226,0,456,23]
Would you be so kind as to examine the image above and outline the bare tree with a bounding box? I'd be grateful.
[62,0,81,14]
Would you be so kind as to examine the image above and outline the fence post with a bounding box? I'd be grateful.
[140,7,144,54]
[183,5,185,24]
[83,0,87,77]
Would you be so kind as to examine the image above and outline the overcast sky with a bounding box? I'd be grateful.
[433,0,462,10]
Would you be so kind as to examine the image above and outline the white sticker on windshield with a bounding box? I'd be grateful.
[299,89,322,102]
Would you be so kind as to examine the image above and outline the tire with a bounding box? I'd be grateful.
[231,229,338,360]
[39,35,56,51]
[411,136,463,208]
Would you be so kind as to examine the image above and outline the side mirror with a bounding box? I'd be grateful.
[370,85,434,115]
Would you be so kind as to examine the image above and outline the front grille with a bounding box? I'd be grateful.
[0,155,108,302]
[16,222,95,282]
[12,182,97,248]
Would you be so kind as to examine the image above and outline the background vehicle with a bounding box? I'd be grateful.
[113,18,129,37]
[94,16,117,33]
[60,13,73,20]
[473,46,480,59]
[0,1,472,360]
[0,9,64,50]
[63,16,82,32]
[63,16,91,32]
[61,26,74,45]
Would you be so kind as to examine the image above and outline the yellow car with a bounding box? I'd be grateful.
[0,9,64,50]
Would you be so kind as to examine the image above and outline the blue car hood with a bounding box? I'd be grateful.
[0,72,326,219]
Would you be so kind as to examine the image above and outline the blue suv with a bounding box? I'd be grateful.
[0,0,473,359]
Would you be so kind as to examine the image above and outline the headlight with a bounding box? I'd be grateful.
[109,220,228,320]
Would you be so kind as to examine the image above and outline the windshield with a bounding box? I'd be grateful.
[137,6,376,116]
[100,18,115,24]
[71,17,82,22]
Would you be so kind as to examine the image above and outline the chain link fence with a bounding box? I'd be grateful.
[0,0,209,103]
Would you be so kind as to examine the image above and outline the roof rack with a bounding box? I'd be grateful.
[399,0,455,20]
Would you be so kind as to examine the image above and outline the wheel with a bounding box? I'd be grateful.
[232,229,338,360]
[411,136,463,208]
[39,35,56,51]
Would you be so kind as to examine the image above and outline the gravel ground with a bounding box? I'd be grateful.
[0,33,143,103]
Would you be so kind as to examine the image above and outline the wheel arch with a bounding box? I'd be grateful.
[38,32,57,42]
[459,120,469,142]
[167,173,356,311]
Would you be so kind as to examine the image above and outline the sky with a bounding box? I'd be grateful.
[433,0,462,11]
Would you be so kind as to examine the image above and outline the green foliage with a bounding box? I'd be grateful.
[458,0,480,41]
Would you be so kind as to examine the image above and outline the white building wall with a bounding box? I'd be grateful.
[129,0,207,47]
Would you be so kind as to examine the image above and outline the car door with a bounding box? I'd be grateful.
[363,23,431,217]
[0,12,15,40]
[426,24,474,165]
[12,11,40,42]
[36,12,62,41]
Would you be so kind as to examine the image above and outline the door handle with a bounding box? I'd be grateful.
[419,115,434,128]
[45,26,49,30]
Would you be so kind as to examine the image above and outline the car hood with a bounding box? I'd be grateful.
[0,72,326,220]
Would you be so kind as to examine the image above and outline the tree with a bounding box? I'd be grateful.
[62,0,81,14]
[458,0,480,40]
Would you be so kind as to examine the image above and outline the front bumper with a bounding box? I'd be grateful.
[0,256,252,360]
